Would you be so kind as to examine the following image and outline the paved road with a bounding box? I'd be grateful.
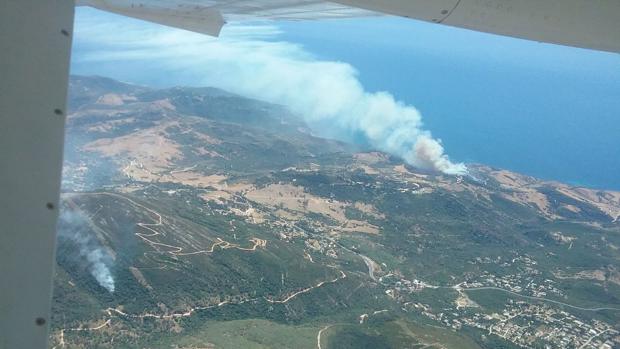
[359,254,377,280]
[462,286,620,312]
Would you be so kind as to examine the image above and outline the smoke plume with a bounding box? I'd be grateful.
[57,209,115,293]
[74,10,467,174]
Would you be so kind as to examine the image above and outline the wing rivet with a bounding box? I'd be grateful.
[35,317,46,326]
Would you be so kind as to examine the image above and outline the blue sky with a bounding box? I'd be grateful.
[71,7,620,189]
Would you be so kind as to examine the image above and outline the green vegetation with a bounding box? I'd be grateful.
[156,318,320,349]
[52,76,620,349]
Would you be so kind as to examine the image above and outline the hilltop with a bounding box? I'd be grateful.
[51,76,620,349]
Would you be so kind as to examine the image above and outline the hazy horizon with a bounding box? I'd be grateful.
[71,7,620,190]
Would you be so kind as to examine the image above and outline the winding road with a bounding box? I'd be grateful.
[267,270,346,304]
[57,192,352,348]
[74,192,266,258]
[317,324,338,349]
[359,254,377,281]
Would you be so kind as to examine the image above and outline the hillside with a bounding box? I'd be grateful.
[51,76,620,349]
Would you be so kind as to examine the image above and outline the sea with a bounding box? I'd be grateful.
[278,17,620,190]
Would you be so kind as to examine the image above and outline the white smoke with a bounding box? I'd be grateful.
[412,135,467,175]
[57,209,115,293]
[74,10,467,174]
[84,249,115,293]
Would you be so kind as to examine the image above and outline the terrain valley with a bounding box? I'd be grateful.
[51,76,620,349]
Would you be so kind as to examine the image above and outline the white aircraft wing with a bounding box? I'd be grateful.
[76,0,620,52]
[77,0,376,36]
[334,0,620,53]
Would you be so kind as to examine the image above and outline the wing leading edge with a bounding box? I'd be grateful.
[78,0,620,52]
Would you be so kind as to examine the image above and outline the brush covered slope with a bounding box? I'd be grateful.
[51,76,620,349]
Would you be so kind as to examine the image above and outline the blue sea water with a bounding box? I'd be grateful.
[277,18,620,190]
[71,8,620,190]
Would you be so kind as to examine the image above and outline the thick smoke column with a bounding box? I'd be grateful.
[412,135,467,175]
[206,56,468,175]
[75,19,467,174]
[57,209,115,293]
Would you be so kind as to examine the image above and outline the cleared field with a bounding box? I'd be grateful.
[155,318,320,349]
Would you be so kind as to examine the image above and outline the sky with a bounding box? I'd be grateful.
[71,7,620,189]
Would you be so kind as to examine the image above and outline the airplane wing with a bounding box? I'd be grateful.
[1,1,618,349]
[76,0,620,52]
[76,0,376,36]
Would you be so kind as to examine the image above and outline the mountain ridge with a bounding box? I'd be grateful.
[52,75,620,349]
